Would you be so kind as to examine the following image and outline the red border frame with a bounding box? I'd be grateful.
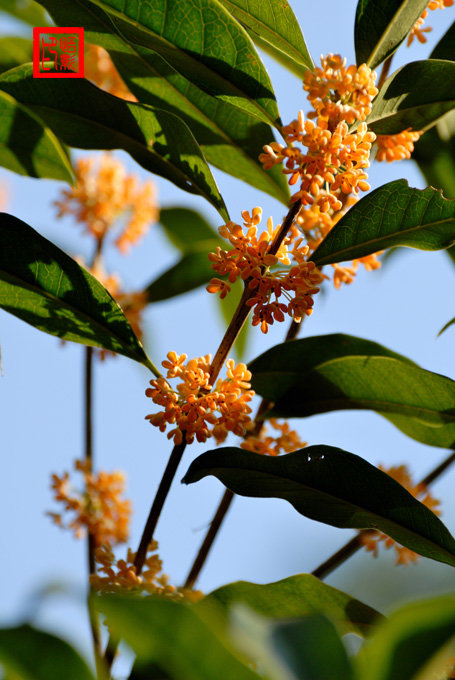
[33,27,84,78]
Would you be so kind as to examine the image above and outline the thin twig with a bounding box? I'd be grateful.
[377,54,393,90]
[311,450,455,581]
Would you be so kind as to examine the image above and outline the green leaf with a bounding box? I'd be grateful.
[183,445,455,568]
[158,207,221,251]
[270,615,355,680]
[81,0,281,127]
[367,60,455,134]
[0,0,49,25]
[0,90,73,183]
[310,180,455,266]
[0,212,156,370]
[98,595,261,680]
[146,250,216,303]
[354,0,428,69]
[0,36,33,73]
[357,595,455,680]
[0,64,228,220]
[0,625,95,680]
[439,316,455,336]
[218,0,313,76]
[248,333,455,448]
[430,20,455,61]
[37,0,290,205]
[198,573,383,637]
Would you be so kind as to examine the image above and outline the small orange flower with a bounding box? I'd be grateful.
[360,464,441,565]
[48,460,131,547]
[207,208,325,333]
[84,44,137,102]
[145,353,254,445]
[376,129,423,162]
[241,419,306,456]
[407,0,453,46]
[55,154,158,252]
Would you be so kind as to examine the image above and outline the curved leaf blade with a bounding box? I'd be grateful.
[0,0,49,26]
[357,595,455,680]
[0,36,33,73]
[218,0,313,75]
[146,250,215,303]
[0,625,95,680]
[183,445,455,568]
[198,573,383,637]
[158,207,221,251]
[98,595,261,680]
[0,213,155,369]
[354,0,428,69]
[0,64,228,220]
[430,20,455,61]
[82,0,281,127]
[367,60,455,135]
[38,0,290,204]
[248,333,455,448]
[0,90,73,183]
[310,180,455,266]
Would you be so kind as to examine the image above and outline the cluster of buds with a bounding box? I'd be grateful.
[207,207,325,333]
[48,460,131,547]
[360,465,441,565]
[145,352,254,445]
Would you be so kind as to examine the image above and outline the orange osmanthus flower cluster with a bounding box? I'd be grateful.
[207,207,325,333]
[84,44,137,102]
[90,542,203,601]
[376,129,423,163]
[360,464,441,565]
[407,0,453,46]
[48,460,131,547]
[55,154,158,253]
[145,352,254,445]
[241,419,306,456]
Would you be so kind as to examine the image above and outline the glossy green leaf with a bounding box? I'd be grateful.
[367,60,455,134]
[183,445,455,568]
[354,0,428,69]
[0,0,49,25]
[439,316,455,336]
[218,0,313,76]
[81,0,281,127]
[0,625,95,680]
[0,36,33,73]
[430,20,455,61]
[198,573,382,637]
[310,180,455,266]
[248,333,455,448]
[98,595,261,680]
[0,90,73,183]
[357,595,455,680]
[270,615,354,680]
[0,213,156,371]
[37,0,290,204]
[0,64,228,220]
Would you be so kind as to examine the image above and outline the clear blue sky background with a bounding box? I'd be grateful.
[2,0,455,665]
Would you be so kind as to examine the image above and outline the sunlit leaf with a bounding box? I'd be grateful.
[0,0,49,25]
[354,0,428,69]
[0,625,95,680]
[248,333,455,448]
[367,60,455,134]
[98,595,261,680]
[310,180,455,266]
[357,595,455,680]
[183,445,455,568]
[218,0,313,76]
[37,0,290,204]
[198,573,383,637]
[0,36,33,73]
[80,0,281,127]
[0,90,73,182]
[0,213,156,370]
[0,64,228,220]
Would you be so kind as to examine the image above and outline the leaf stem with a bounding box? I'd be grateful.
[377,54,393,90]
[311,450,455,581]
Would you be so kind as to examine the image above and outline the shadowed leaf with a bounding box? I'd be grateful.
[0,36,33,73]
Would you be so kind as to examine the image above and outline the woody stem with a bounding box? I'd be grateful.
[311,450,455,581]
